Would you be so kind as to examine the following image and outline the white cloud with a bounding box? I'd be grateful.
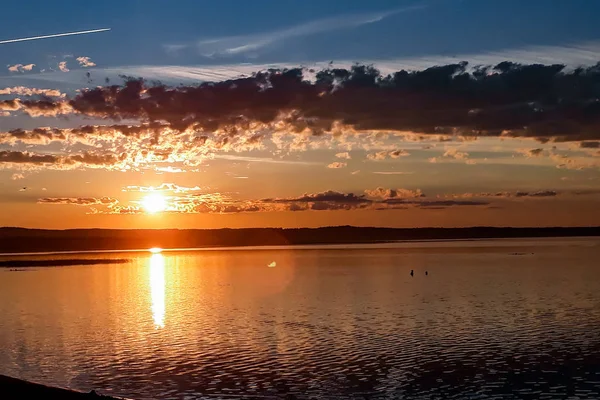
[166,6,425,57]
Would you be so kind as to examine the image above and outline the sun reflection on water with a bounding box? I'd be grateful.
[149,253,165,328]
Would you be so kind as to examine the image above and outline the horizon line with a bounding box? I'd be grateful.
[1,225,600,231]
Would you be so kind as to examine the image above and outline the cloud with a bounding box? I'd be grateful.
[122,183,203,193]
[52,186,596,215]
[9,62,600,144]
[335,152,351,159]
[364,187,424,199]
[327,161,347,168]
[0,100,21,111]
[0,99,73,117]
[0,86,64,97]
[170,6,424,57]
[429,147,470,163]
[3,62,600,173]
[11,173,25,180]
[443,148,469,160]
[367,149,410,160]
[7,64,35,73]
[518,148,545,157]
[0,150,125,170]
[515,147,600,169]
[214,154,320,165]
[76,57,96,68]
[58,61,69,72]
[449,190,559,199]
[35,186,499,215]
[38,197,118,206]
[580,141,600,149]
[265,190,370,204]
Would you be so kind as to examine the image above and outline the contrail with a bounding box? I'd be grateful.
[0,28,110,45]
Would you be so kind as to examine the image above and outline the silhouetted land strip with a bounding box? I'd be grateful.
[0,375,126,400]
[0,226,599,254]
[0,259,129,268]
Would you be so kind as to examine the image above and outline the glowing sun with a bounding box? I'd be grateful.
[142,193,167,214]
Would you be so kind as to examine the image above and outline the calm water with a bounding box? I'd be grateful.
[1,238,600,399]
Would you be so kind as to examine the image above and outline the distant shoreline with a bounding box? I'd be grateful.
[0,226,599,254]
[0,258,129,268]
[0,374,126,400]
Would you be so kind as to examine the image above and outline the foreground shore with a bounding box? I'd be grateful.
[0,375,127,400]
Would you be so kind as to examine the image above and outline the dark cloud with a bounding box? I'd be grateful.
[580,141,600,148]
[0,151,59,164]
[514,190,557,197]
[263,190,371,204]
[6,61,600,141]
[261,188,486,211]
[451,190,559,198]
[527,148,544,157]
[0,150,124,168]
[415,200,489,207]
[1,128,68,144]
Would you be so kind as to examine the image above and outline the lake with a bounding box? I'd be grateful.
[1,238,600,399]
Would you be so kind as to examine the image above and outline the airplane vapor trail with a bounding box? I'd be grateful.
[0,28,111,45]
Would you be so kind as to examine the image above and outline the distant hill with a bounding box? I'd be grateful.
[0,226,599,254]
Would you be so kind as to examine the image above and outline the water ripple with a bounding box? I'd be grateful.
[0,240,599,399]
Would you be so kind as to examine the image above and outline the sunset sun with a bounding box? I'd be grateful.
[142,194,167,214]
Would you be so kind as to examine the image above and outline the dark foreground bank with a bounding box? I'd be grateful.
[0,259,129,268]
[0,375,127,400]
[1,226,599,254]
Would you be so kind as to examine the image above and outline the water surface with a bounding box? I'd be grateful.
[1,238,600,399]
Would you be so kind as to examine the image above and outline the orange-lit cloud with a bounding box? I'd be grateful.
[76,56,96,67]
[35,187,496,215]
[0,87,64,97]
[38,197,118,206]
[7,63,35,73]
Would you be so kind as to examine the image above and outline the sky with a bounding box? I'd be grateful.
[1,0,600,229]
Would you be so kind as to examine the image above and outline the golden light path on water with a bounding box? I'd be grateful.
[149,253,165,328]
